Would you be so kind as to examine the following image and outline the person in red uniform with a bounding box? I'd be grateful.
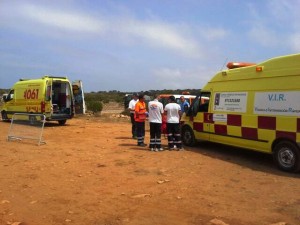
[134,94,148,147]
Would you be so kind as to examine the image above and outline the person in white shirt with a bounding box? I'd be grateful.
[164,96,183,150]
[148,94,164,151]
[128,93,138,138]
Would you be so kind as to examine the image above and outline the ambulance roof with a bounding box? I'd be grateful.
[202,53,300,91]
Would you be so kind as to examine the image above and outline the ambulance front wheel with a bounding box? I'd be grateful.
[182,126,196,146]
[273,141,300,172]
[1,111,8,121]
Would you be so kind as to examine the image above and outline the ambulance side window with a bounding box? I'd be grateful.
[5,90,14,101]
[186,92,210,116]
[186,96,199,116]
[198,93,210,113]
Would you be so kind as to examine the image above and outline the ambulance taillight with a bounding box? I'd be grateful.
[41,101,45,113]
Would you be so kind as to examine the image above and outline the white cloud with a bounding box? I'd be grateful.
[247,24,278,47]
[288,33,300,51]
[122,20,202,57]
[245,0,300,50]
[2,2,203,57]
[268,0,297,23]
[244,3,278,47]
[200,27,228,41]
[21,4,107,33]
[151,66,214,90]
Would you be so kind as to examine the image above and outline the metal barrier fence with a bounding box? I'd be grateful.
[7,113,46,145]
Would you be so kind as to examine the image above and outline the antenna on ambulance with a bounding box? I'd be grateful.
[220,58,228,71]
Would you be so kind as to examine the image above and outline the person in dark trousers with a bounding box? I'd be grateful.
[164,96,183,150]
[128,93,138,138]
[148,94,164,151]
[134,94,148,147]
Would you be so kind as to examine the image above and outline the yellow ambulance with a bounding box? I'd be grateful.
[1,76,75,125]
[181,53,300,172]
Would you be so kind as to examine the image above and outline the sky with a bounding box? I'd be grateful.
[0,0,300,92]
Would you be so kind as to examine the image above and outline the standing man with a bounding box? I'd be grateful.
[148,94,164,151]
[164,96,183,150]
[179,96,190,113]
[135,94,148,147]
[128,93,138,139]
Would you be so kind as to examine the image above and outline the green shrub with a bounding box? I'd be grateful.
[86,101,103,113]
[103,99,109,104]
[121,109,130,116]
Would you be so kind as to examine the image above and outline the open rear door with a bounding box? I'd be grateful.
[72,80,86,114]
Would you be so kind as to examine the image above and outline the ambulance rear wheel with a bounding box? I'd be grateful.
[273,141,300,172]
[58,120,66,125]
[182,126,196,146]
[29,115,37,125]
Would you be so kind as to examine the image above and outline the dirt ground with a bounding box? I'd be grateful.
[0,114,300,225]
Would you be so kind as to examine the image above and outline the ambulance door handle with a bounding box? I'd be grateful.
[206,114,211,121]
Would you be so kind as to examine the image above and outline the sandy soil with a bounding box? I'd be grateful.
[0,115,299,225]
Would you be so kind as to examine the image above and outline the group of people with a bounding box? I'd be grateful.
[128,93,190,151]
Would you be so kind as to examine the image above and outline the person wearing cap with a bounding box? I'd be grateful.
[128,93,138,139]
[134,94,148,147]
[148,94,164,151]
[164,96,183,150]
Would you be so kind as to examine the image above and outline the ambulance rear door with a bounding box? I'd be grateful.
[72,80,86,114]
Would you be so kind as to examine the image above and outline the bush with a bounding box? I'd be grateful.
[86,101,103,113]
[121,109,130,116]
[103,99,109,104]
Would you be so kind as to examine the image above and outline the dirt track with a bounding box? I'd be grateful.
[0,115,300,225]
